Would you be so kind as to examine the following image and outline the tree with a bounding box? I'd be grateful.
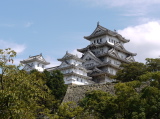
[44,70,67,101]
[0,48,55,118]
[140,71,160,89]
[114,81,146,119]
[146,58,160,72]
[141,86,160,119]
[113,62,147,82]
[0,48,16,90]
[54,102,83,119]
[80,90,118,119]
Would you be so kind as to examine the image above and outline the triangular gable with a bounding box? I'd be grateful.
[82,50,102,64]
[62,53,70,59]
[88,25,106,37]
[108,48,119,58]
[61,52,76,59]
[90,67,102,75]
[38,55,47,62]
[59,61,70,68]
[93,67,102,73]
[126,56,135,62]
[115,43,125,50]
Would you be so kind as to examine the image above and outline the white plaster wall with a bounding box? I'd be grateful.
[90,36,105,45]
[23,61,46,72]
[83,60,97,68]
[108,58,121,66]
[102,46,109,53]
[108,67,117,75]
[67,59,81,66]
[34,61,46,72]
[64,75,89,85]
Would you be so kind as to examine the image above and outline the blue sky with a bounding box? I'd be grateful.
[1,0,160,67]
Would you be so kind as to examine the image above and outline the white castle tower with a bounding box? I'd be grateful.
[20,53,50,72]
[77,23,136,83]
[47,52,92,85]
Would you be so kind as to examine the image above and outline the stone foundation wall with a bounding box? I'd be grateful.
[63,83,115,103]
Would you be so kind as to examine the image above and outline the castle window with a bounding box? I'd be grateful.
[100,38,102,42]
[81,79,83,82]
[31,63,33,67]
[37,63,39,67]
[42,65,44,68]
[77,78,79,81]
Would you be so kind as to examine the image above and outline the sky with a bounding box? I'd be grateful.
[0,0,160,67]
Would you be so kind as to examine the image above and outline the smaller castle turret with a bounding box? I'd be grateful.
[20,53,50,72]
[47,52,92,85]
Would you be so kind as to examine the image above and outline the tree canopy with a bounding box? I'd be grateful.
[113,62,147,82]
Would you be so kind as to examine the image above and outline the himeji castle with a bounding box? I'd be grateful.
[21,23,136,85]
[77,23,136,83]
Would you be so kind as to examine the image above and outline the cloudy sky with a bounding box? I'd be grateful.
[0,0,160,67]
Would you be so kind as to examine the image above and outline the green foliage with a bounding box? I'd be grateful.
[54,102,83,119]
[113,62,147,82]
[115,82,145,119]
[0,48,55,118]
[140,71,160,89]
[141,86,160,119]
[79,80,160,119]
[80,90,117,119]
[146,58,160,72]
[44,70,67,100]
[0,48,17,90]
[0,68,55,118]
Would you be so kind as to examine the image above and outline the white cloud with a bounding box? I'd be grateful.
[24,22,33,28]
[118,21,160,63]
[71,49,82,58]
[0,40,26,54]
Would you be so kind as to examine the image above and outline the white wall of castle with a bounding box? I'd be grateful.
[58,57,90,85]
[63,75,89,85]
[66,59,82,66]
[24,61,46,72]
[61,67,87,76]
[90,35,125,46]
